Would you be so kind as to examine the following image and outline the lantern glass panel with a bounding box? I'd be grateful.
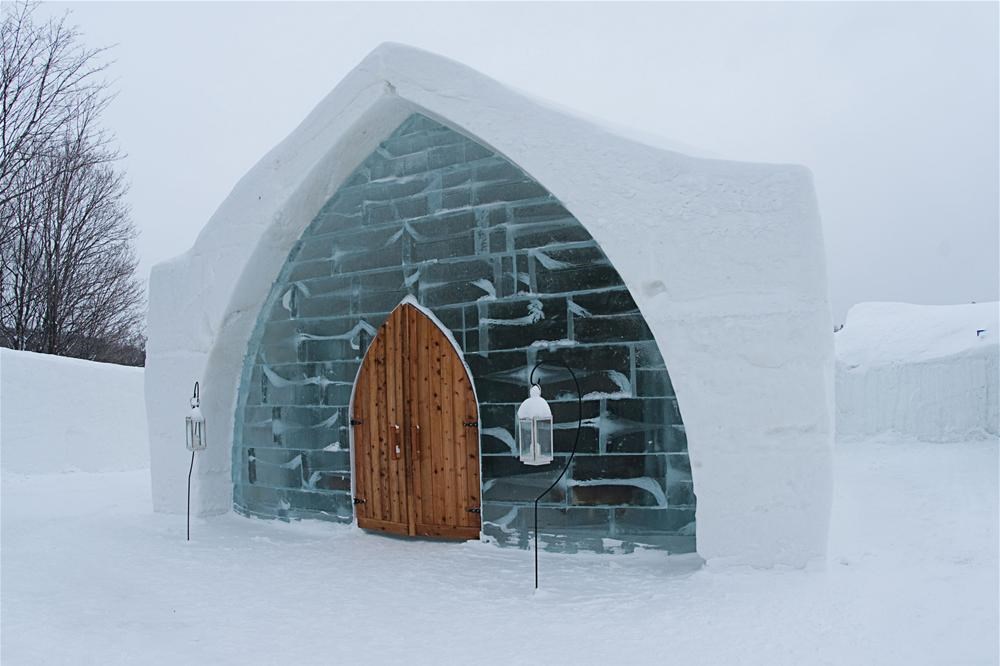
[186,418,206,451]
[535,418,553,464]
[518,417,533,462]
[518,416,553,465]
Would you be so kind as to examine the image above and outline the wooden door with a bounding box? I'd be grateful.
[351,305,409,535]
[352,303,480,540]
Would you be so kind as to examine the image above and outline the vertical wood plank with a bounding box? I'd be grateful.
[376,325,391,522]
[387,308,402,526]
[439,332,456,527]
[430,326,447,526]
[464,372,481,529]
[383,313,394,524]
[451,354,469,525]
[418,314,434,528]
[403,305,418,536]
[370,337,384,522]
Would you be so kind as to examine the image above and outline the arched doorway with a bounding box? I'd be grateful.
[351,301,481,539]
[232,112,694,554]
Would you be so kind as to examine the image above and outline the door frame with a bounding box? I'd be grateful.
[347,296,483,538]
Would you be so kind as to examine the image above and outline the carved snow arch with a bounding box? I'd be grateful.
[232,112,695,554]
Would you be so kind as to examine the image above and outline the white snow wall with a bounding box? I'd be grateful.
[1,349,148,473]
[145,43,834,568]
[836,302,999,441]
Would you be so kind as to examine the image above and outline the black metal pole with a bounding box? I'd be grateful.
[186,450,195,541]
[529,357,583,590]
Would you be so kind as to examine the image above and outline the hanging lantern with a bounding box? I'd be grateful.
[517,384,553,466]
[185,381,206,451]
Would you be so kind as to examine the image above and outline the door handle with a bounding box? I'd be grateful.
[391,424,401,460]
[411,423,421,459]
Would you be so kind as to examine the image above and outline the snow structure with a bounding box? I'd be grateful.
[145,43,833,567]
[836,301,999,442]
[1,349,148,473]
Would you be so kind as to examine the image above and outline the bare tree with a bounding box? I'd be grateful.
[1,2,144,365]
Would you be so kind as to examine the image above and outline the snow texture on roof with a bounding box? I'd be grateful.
[835,301,999,441]
[837,301,999,367]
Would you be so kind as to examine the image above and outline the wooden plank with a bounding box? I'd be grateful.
[430,332,448,525]
[367,337,382,523]
[440,328,458,528]
[376,324,391,523]
[451,353,469,526]
[464,374,481,531]
[393,308,406,527]
[387,308,402,526]
[413,523,481,540]
[385,310,396,525]
[418,313,435,529]
[356,333,383,527]
[398,307,411,533]
[359,516,414,534]
[404,305,419,536]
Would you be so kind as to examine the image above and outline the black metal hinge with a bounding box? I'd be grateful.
[350,418,363,426]
[467,506,481,514]
[353,497,366,505]
[463,421,478,428]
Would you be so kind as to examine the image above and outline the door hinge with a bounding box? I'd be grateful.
[350,418,363,426]
[467,506,481,514]
[463,421,478,428]
[353,497,366,505]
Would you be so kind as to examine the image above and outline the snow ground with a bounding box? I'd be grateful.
[2,438,997,665]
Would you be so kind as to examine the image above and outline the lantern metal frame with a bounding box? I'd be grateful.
[523,357,583,589]
[517,384,554,466]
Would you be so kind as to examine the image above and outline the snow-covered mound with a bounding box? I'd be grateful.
[0,349,148,473]
[835,302,999,442]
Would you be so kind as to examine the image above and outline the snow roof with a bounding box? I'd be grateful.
[837,301,1000,368]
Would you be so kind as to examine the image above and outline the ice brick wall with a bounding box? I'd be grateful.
[233,114,695,553]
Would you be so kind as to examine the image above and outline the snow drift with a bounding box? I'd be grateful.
[0,349,148,473]
[835,302,999,442]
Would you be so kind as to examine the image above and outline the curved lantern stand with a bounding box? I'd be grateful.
[185,381,205,541]
[187,447,195,541]
[524,358,583,589]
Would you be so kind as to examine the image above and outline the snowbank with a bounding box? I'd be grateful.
[0,349,148,473]
[835,302,999,441]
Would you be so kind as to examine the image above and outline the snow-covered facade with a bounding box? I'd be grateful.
[145,43,834,567]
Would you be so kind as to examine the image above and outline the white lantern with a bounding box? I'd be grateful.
[185,382,206,451]
[517,384,553,466]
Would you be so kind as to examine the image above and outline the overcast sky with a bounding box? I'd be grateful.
[36,1,1000,323]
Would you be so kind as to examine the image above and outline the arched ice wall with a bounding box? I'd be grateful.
[145,43,834,568]
[232,113,696,554]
